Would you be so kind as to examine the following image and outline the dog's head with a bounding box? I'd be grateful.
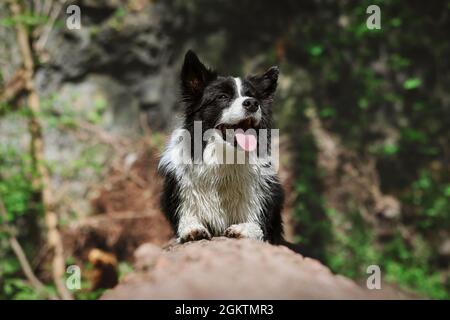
[180,50,279,152]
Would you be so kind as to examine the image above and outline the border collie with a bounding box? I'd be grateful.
[158,50,284,244]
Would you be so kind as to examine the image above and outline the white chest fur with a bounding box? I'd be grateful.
[178,162,270,235]
[159,129,276,235]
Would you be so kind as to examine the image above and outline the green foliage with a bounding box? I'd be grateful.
[0,147,34,222]
[284,1,449,299]
[87,97,108,124]
[291,129,332,261]
[107,6,128,30]
[0,94,111,300]
[74,284,105,300]
[0,11,48,29]
[118,262,133,280]
[407,170,450,232]
[0,141,40,299]
[385,262,448,299]
[325,210,379,279]
[403,78,422,90]
[2,278,39,300]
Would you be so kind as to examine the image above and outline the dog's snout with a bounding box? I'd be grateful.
[242,98,259,113]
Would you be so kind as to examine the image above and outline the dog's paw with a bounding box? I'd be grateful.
[224,223,263,240]
[179,227,212,243]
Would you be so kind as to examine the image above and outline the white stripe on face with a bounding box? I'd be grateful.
[218,77,261,125]
[234,77,243,97]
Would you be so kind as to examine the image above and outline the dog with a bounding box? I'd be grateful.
[158,50,284,244]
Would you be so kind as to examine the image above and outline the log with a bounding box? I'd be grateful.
[101,237,411,299]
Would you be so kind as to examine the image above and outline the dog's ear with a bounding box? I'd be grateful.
[181,50,216,101]
[248,66,279,99]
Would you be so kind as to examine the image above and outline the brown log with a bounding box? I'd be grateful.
[101,238,416,299]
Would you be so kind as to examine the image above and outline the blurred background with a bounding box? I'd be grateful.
[0,0,449,299]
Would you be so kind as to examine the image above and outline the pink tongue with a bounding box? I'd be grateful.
[235,132,257,152]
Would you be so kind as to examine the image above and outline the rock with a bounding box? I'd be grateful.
[50,74,141,136]
[1,1,182,217]
[101,238,409,299]
[36,0,179,130]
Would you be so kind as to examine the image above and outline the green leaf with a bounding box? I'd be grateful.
[319,107,335,118]
[358,98,369,109]
[308,45,323,57]
[444,185,450,197]
[403,78,422,90]
[383,143,399,155]
[115,7,126,18]
[94,97,107,112]
[0,17,15,27]
[390,18,402,27]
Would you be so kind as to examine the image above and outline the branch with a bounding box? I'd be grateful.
[0,68,27,104]
[35,0,67,55]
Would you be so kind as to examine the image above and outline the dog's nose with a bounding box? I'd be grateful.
[242,98,259,113]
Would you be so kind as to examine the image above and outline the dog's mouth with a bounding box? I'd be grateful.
[215,118,259,152]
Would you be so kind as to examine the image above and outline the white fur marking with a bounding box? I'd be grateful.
[177,215,211,242]
[218,77,261,126]
[225,222,264,240]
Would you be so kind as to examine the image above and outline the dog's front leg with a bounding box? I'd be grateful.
[177,214,211,243]
[224,222,263,241]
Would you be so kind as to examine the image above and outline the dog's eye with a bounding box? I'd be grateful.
[217,94,228,100]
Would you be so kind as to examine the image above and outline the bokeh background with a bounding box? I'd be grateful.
[0,0,449,299]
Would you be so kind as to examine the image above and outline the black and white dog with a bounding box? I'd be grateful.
[159,50,284,244]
